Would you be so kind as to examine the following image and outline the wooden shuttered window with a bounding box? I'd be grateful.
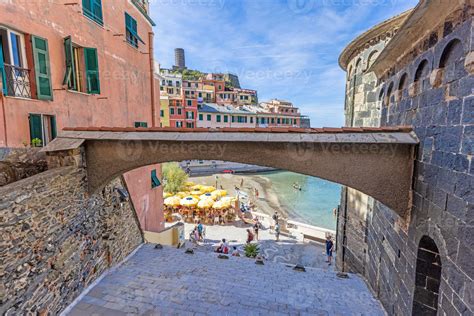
[82,0,103,26]
[31,36,53,100]
[84,47,100,94]
[29,114,43,145]
[151,169,161,189]
[134,122,148,128]
[125,13,143,48]
[62,36,76,90]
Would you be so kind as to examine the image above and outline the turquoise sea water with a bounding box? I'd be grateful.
[259,171,341,230]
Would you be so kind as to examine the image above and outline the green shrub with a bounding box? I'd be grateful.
[162,162,188,193]
[31,138,42,147]
[244,243,259,258]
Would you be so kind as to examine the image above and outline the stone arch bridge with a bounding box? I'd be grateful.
[44,126,418,216]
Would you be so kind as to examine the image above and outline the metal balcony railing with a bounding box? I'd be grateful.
[4,64,31,98]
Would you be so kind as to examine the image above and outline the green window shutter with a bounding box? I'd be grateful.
[151,169,161,189]
[0,42,6,95]
[92,0,103,25]
[216,115,221,122]
[84,47,100,94]
[134,122,147,128]
[199,114,203,121]
[50,116,57,139]
[224,115,228,123]
[207,114,211,121]
[83,0,103,25]
[32,36,53,100]
[29,114,43,145]
[63,36,76,90]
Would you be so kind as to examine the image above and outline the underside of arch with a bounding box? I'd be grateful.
[44,128,418,217]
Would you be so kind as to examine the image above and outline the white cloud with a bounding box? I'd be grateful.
[149,0,418,127]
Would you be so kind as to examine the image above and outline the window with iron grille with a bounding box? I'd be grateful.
[0,28,52,100]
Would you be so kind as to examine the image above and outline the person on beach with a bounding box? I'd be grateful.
[255,188,259,199]
[326,235,334,265]
[246,229,254,244]
[275,223,281,242]
[232,246,240,257]
[240,178,244,188]
[197,221,204,241]
[215,238,229,254]
[253,219,260,241]
[272,211,279,225]
[194,226,200,242]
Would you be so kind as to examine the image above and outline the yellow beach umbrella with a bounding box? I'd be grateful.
[164,196,181,207]
[185,181,195,187]
[199,193,216,200]
[176,191,189,198]
[190,190,204,196]
[213,200,231,210]
[201,186,216,193]
[191,184,204,191]
[211,190,227,198]
[180,196,199,207]
[163,192,173,199]
[198,198,214,209]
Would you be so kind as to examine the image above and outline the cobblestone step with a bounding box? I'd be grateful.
[66,244,385,315]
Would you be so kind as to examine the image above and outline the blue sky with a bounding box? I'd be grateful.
[149,0,418,127]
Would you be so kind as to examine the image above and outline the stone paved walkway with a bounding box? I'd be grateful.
[181,222,333,270]
[66,244,385,315]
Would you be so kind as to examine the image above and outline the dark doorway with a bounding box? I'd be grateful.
[412,235,442,315]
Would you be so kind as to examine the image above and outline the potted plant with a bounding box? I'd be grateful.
[244,243,259,258]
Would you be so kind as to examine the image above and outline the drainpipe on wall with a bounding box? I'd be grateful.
[148,32,157,127]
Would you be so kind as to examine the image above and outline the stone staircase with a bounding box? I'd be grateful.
[66,244,385,315]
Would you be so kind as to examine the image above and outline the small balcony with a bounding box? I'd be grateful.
[4,64,32,98]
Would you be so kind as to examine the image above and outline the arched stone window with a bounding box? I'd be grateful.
[355,58,362,74]
[378,88,384,109]
[385,82,394,106]
[366,50,379,70]
[414,59,430,94]
[436,38,464,84]
[412,236,442,315]
[439,38,463,68]
[397,73,408,100]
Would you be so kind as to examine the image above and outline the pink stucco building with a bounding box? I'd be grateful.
[0,0,164,232]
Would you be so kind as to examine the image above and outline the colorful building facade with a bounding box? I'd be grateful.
[0,0,164,232]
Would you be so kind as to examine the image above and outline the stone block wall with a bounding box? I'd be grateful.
[0,148,47,186]
[340,11,473,315]
[372,13,473,315]
[0,166,143,315]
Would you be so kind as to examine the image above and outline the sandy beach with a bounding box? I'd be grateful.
[189,173,293,220]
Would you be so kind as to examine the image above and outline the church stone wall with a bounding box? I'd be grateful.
[339,6,473,315]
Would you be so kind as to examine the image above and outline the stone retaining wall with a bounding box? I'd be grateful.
[0,166,143,315]
[0,148,48,187]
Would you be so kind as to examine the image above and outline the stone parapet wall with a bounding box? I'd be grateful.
[0,166,143,315]
[0,148,47,186]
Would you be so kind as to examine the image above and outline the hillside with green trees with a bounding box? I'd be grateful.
[171,69,205,81]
